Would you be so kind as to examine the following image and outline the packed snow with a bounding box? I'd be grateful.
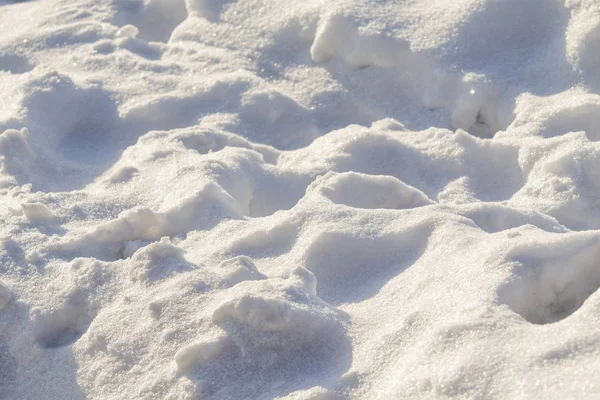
[1,0,600,398]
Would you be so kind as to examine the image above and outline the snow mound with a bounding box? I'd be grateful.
[310,171,433,210]
[175,267,351,398]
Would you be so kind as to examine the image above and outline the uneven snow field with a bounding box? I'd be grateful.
[1,0,600,398]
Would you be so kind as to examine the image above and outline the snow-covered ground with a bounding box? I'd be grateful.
[1,0,600,398]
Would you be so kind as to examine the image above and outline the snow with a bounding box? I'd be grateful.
[1,0,600,398]
[0,280,11,310]
[21,202,56,223]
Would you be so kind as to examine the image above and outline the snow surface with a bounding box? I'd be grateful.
[1,0,600,398]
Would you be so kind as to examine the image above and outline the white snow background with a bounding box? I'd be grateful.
[1,0,600,398]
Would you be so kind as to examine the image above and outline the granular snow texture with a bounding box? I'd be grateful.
[2,0,600,399]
